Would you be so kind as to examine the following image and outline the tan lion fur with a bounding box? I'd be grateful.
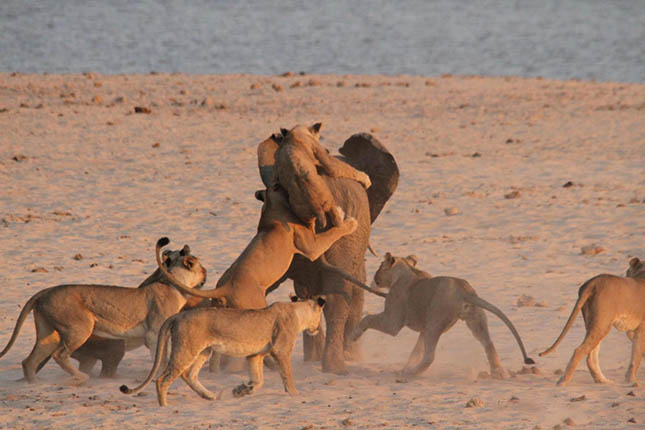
[156,183,358,309]
[120,297,326,406]
[273,123,371,230]
[69,244,204,377]
[350,253,534,378]
[539,257,645,386]
[0,238,207,384]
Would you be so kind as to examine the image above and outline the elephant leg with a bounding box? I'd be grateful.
[322,292,351,375]
[343,273,365,362]
[303,327,325,362]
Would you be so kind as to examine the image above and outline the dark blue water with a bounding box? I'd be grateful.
[1,0,643,82]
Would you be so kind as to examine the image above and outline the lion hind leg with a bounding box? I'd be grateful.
[22,314,60,383]
[586,342,612,384]
[51,327,93,385]
[465,308,508,379]
[558,322,612,386]
[181,349,216,400]
[403,333,425,370]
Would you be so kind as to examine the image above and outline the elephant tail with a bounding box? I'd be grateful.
[318,255,387,298]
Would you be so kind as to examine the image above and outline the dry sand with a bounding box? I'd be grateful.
[0,73,643,429]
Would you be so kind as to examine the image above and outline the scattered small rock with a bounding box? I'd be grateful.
[562,181,574,188]
[477,371,491,379]
[517,295,535,307]
[281,71,293,77]
[611,402,620,407]
[444,207,459,216]
[31,267,48,273]
[341,418,353,426]
[272,83,283,92]
[553,425,563,430]
[628,418,637,423]
[563,417,575,426]
[554,369,563,375]
[516,366,541,375]
[465,397,484,408]
[336,81,346,87]
[509,396,520,402]
[152,142,160,148]
[92,95,102,104]
[505,190,521,199]
[12,154,27,162]
[73,253,83,260]
[113,96,126,104]
[134,106,151,114]
[250,83,261,90]
[581,244,604,256]
[570,394,586,402]
[300,425,314,430]
[201,97,214,106]
[626,391,635,396]
[472,152,482,158]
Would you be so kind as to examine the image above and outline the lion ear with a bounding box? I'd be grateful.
[405,255,418,266]
[280,128,289,137]
[384,252,393,264]
[316,296,327,307]
[629,257,641,268]
[255,189,266,202]
[310,122,322,135]
[180,245,190,256]
[290,294,298,302]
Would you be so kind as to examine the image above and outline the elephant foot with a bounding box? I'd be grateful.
[322,359,348,375]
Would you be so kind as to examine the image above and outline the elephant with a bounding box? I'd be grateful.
[258,132,399,374]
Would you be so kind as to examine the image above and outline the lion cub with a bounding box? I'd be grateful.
[350,253,534,378]
[539,257,645,386]
[121,297,326,406]
[0,238,207,384]
[274,123,371,230]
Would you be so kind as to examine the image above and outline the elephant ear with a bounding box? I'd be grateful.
[338,133,399,224]
[257,133,281,187]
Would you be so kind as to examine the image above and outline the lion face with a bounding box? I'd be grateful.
[373,252,419,289]
[304,296,326,335]
[166,253,207,289]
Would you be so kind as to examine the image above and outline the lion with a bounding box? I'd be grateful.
[67,244,204,378]
[350,253,534,378]
[0,238,207,384]
[156,183,384,309]
[273,123,371,230]
[120,296,326,406]
[539,257,645,386]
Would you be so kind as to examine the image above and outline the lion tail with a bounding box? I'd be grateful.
[466,294,535,365]
[155,237,229,300]
[539,278,596,357]
[0,288,50,358]
[120,314,173,396]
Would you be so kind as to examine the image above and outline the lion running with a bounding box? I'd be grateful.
[539,257,645,386]
[0,238,207,384]
[350,253,534,378]
[120,297,326,406]
[273,123,371,230]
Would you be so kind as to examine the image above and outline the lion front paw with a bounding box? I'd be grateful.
[232,382,254,398]
[358,173,371,189]
[342,217,358,234]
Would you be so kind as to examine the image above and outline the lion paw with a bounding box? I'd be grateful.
[232,382,254,397]
[359,173,371,189]
[343,217,358,234]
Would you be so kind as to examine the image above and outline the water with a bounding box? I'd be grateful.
[0,0,643,82]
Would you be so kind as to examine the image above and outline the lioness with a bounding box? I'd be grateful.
[350,253,534,378]
[157,183,383,308]
[120,297,326,406]
[539,257,645,386]
[0,238,207,384]
[68,244,202,377]
[273,123,371,230]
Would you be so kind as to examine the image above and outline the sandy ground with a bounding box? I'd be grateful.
[0,73,643,429]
